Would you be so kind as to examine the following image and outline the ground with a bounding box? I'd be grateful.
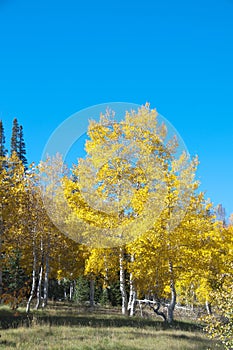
[0,303,223,350]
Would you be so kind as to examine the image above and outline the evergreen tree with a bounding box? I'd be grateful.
[0,120,7,157]
[18,125,27,167]
[10,118,19,156]
[10,118,27,168]
[73,276,90,304]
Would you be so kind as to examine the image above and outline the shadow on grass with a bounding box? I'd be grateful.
[0,306,34,329]
[123,332,218,350]
[164,333,210,342]
[0,304,204,333]
[0,340,16,347]
[0,312,203,332]
[37,315,202,330]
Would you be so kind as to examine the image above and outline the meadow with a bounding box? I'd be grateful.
[0,304,223,350]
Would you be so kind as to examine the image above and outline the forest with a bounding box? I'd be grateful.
[0,106,232,349]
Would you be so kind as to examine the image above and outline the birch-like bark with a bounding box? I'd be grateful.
[42,234,50,309]
[167,261,176,323]
[205,300,212,315]
[69,281,74,301]
[119,247,128,315]
[35,264,43,310]
[42,252,49,308]
[35,239,43,310]
[127,255,136,316]
[137,299,167,321]
[26,235,37,313]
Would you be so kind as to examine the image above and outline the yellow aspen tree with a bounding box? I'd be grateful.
[0,153,28,308]
[84,247,120,306]
[0,156,8,297]
[36,155,86,308]
[127,155,206,322]
[203,219,233,350]
[63,105,189,316]
[175,204,233,316]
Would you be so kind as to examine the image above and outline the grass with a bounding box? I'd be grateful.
[0,304,223,350]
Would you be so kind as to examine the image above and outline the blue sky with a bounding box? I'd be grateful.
[0,0,233,217]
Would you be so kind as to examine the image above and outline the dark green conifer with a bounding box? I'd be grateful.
[10,118,27,168]
[0,120,7,157]
[10,118,19,156]
[18,125,27,167]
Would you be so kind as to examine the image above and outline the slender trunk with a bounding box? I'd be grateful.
[167,261,176,323]
[127,255,136,316]
[42,252,49,308]
[136,299,167,321]
[69,281,74,301]
[205,300,212,315]
[103,254,109,304]
[119,247,128,315]
[35,239,43,310]
[42,234,50,309]
[35,264,43,310]
[139,301,143,317]
[149,299,167,322]
[26,236,37,313]
[90,278,95,307]
[69,281,73,301]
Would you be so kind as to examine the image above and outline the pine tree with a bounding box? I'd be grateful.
[18,125,27,167]
[0,120,7,158]
[10,118,27,168]
[10,118,19,156]
[0,119,7,295]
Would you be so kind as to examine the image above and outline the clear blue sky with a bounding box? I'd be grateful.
[0,0,233,217]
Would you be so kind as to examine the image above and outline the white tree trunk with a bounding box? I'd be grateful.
[119,248,128,315]
[205,300,212,315]
[35,239,43,310]
[35,264,43,310]
[42,252,49,308]
[69,281,73,301]
[26,236,37,313]
[167,261,176,323]
[127,255,136,316]
[64,287,67,300]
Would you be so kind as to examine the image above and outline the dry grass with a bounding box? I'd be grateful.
[0,305,222,350]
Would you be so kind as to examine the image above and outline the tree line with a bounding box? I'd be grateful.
[0,118,27,167]
[0,107,232,348]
